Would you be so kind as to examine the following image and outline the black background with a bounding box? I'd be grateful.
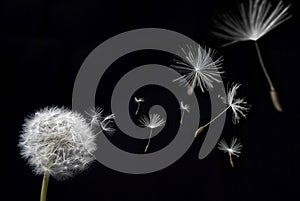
[2,0,299,200]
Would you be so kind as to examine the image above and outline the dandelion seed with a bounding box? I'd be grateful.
[195,83,250,137]
[172,45,223,95]
[213,0,291,111]
[139,113,165,152]
[220,83,250,124]
[255,41,283,111]
[134,97,145,115]
[85,107,116,135]
[179,101,190,124]
[218,137,242,168]
[213,0,291,45]
[19,107,97,201]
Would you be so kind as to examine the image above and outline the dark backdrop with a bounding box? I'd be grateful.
[2,0,299,200]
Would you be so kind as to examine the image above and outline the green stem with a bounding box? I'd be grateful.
[40,173,50,201]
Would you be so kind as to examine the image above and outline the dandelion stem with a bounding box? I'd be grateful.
[202,106,230,128]
[254,41,283,112]
[144,128,153,152]
[180,110,185,124]
[229,153,234,168]
[40,173,50,201]
[187,73,197,95]
[135,103,140,115]
[195,106,230,138]
[254,41,275,91]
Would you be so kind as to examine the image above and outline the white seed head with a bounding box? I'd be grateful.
[134,97,145,103]
[218,137,242,157]
[19,107,97,180]
[85,107,115,135]
[180,101,191,113]
[172,45,223,92]
[213,0,291,46]
[220,83,250,124]
[139,113,165,129]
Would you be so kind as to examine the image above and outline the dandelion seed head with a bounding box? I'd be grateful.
[228,148,233,153]
[180,101,191,112]
[85,107,116,135]
[134,97,145,103]
[172,45,223,92]
[19,107,97,180]
[213,0,291,46]
[220,83,250,124]
[218,137,242,157]
[139,113,165,129]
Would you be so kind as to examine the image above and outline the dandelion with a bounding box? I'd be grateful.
[172,45,223,95]
[220,83,250,124]
[134,97,145,115]
[179,101,190,124]
[195,83,250,137]
[213,0,291,45]
[85,107,116,135]
[218,137,242,168]
[139,113,165,152]
[19,107,97,201]
[213,0,291,111]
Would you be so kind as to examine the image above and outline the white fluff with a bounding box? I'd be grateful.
[139,113,165,129]
[218,137,242,157]
[220,83,250,124]
[172,45,223,93]
[19,107,97,180]
[213,0,291,46]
